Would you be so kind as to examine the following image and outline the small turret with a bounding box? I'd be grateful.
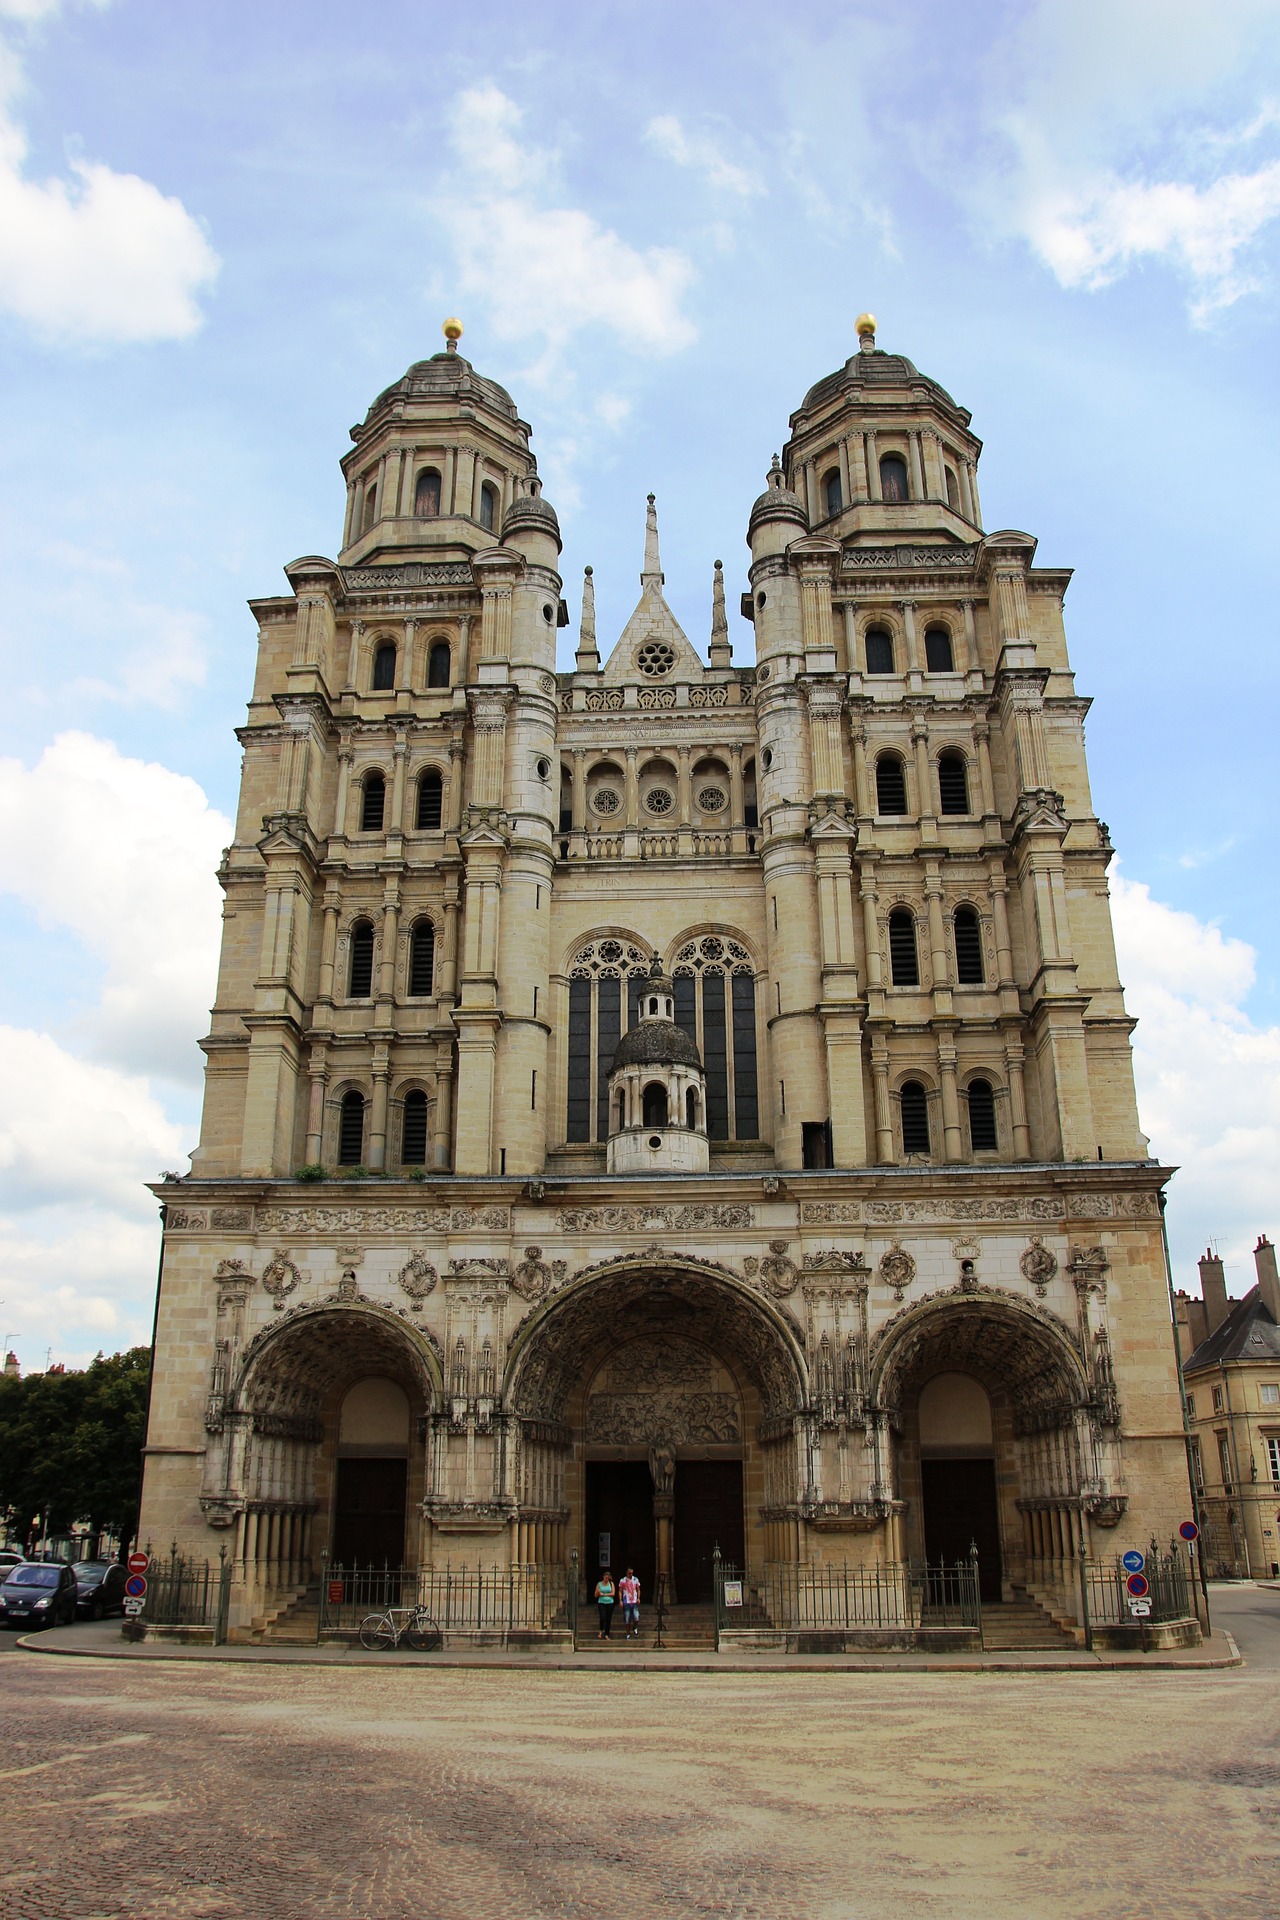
[605,953,709,1174]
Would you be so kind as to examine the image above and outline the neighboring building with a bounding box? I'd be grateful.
[139,315,1192,1639]
[1176,1238,1280,1579]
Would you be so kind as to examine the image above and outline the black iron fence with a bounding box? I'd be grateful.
[1079,1543,1192,1636]
[713,1554,981,1642]
[317,1562,570,1638]
[134,1546,233,1643]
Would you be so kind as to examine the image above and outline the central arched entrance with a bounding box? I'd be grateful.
[505,1255,806,1602]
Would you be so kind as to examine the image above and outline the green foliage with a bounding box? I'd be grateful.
[294,1163,327,1182]
[0,1347,151,1542]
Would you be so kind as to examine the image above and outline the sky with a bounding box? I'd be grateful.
[0,0,1277,1368]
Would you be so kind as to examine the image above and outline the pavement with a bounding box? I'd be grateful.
[0,1584,1274,1919]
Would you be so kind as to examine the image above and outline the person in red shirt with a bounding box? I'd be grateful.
[619,1567,641,1638]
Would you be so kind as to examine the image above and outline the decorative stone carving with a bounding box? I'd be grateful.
[585,687,625,711]
[397,1251,438,1305]
[878,1241,916,1302]
[336,1245,364,1267]
[800,1195,1067,1227]
[211,1206,252,1230]
[1020,1236,1059,1298]
[761,1175,781,1197]
[952,1237,981,1291]
[1066,1191,1160,1220]
[608,1338,710,1391]
[649,1441,676,1493]
[743,1240,799,1298]
[213,1257,253,1284]
[1084,1493,1127,1528]
[687,685,728,707]
[261,1250,303,1310]
[510,1245,567,1303]
[585,1391,740,1446]
[1068,1245,1110,1296]
[559,1203,752,1233]
[257,1204,510,1234]
[166,1209,208,1230]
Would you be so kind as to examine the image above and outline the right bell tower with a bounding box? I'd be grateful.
[746,312,1143,1170]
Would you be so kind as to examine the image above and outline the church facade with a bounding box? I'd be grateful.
[139,315,1191,1638]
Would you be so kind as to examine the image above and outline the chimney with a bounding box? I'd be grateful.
[1254,1235,1280,1324]
[1199,1249,1229,1335]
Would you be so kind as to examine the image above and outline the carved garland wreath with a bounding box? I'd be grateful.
[878,1241,916,1302]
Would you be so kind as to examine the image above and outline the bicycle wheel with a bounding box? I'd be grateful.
[406,1614,441,1653]
[359,1612,396,1651]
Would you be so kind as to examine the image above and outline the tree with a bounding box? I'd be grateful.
[0,1347,151,1548]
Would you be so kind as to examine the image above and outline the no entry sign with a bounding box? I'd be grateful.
[127,1551,149,1576]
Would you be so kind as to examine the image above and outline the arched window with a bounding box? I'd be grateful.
[427,642,450,689]
[409,920,435,997]
[954,906,984,985]
[900,1080,930,1154]
[924,626,954,673]
[865,626,895,675]
[338,1090,366,1165]
[361,483,377,532]
[937,750,970,815]
[823,468,843,518]
[888,908,919,986]
[401,1089,428,1165]
[967,1078,998,1152]
[348,921,375,998]
[944,467,960,509]
[414,468,441,517]
[876,754,908,816]
[372,643,396,690]
[416,768,443,831]
[685,1086,698,1129]
[643,1083,668,1127]
[614,1087,627,1131]
[880,453,909,502]
[360,773,385,833]
[479,482,497,531]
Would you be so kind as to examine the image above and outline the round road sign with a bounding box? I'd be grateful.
[1126,1571,1150,1598]
[124,1574,147,1599]
[127,1551,149,1576]
[1179,1520,1199,1543]
[1121,1549,1145,1574]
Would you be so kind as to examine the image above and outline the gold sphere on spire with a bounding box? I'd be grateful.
[856,312,877,339]
[442,317,464,342]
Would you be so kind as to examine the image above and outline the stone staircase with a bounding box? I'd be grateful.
[576,1603,719,1651]
[979,1595,1080,1651]
[251,1582,321,1645]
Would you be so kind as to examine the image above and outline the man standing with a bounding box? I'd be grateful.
[619,1566,641,1639]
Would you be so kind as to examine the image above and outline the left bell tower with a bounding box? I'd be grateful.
[193,321,561,1182]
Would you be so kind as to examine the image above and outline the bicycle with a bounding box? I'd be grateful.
[358,1603,442,1652]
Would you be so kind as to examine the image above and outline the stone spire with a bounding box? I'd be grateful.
[575,564,600,673]
[641,492,663,589]
[708,558,732,669]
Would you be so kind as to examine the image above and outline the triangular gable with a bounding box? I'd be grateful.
[600,580,707,685]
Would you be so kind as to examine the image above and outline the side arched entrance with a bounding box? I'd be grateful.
[505,1256,807,1602]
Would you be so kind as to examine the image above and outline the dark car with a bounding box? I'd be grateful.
[0,1561,78,1629]
[0,1548,23,1575]
[74,1561,127,1619]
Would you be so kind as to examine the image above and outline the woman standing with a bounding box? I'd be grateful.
[594,1568,616,1639]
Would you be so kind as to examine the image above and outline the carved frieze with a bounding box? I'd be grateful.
[166,1209,208,1231]
[559,1203,752,1233]
[800,1196,1068,1226]
[257,1204,510,1234]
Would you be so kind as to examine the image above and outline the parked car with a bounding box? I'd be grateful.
[0,1549,24,1575]
[0,1561,78,1629]
[74,1561,126,1620]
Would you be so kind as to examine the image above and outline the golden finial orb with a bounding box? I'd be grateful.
[856,312,877,339]
[442,317,464,352]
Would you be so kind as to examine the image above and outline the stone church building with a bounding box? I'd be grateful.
[139,315,1191,1640]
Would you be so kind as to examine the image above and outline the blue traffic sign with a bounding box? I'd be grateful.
[1179,1520,1199,1543]
[1121,1549,1145,1574]
[124,1574,147,1599]
[1126,1571,1150,1598]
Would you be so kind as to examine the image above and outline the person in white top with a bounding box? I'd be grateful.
[619,1568,641,1638]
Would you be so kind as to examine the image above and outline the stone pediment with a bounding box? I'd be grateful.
[599,580,707,686]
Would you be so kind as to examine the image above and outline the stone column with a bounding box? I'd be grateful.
[304,1046,328,1163]
[908,432,925,501]
[865,431,881,501]
[368,1049,390,1169]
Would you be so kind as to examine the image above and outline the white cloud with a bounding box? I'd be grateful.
[644,115,762,198]
[437,84,696,360]
[0,732,230,1081]
[1111,873,1280,1283]
[0,4,218,344]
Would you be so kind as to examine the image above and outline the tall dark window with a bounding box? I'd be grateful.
[595,975,621,1143]
[731,972,759,1140]
[427,642,451,689]
[945,467,960,509]
[338,1090,365,1165]
[566,977,593,1142]
[361,484,377,532]
[361,774,385,833]
[865,626,895,675]
[414,468,441,517]
[401,1089,428,1165]
[888,908,919,986]
[876,754,908,816]
[823,468,842,517]
[703,970,728,1140]
[409,921,435,996]
[954,906,984,984]
[924,626,954,673]
[685,1087,698,1129]
[348,921,375,998]
[937,750,970,815]
[643,1083,668,1127]
[880,453,909,502]
[967,1078,997,1152]
[900,1081,930,1154]
[415,769,443,830]
[479,483,497,531]
[802,1120,833,1169]
[372,643,396,690]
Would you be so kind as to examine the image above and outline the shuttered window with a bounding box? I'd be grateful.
[937,750,970,814]
[876,754,908,815]
[338,1091,365,1165]
[566,978,592,1143]
[409,922,435,996]
[954,906,984,984]
[360,774,385,832]
[888,909,919,986]
[401,1089,428,1165]
[348,921,374,998]
[967,1078,998,1152]
[416,770,443,830]
[900,1081,930,1154]
[924,626,954,672]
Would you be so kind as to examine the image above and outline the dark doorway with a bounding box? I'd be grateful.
[674,1460,744,1602]
[920,1458,1001,1601]
[332,1458,407,1566]
[584,1462,655,1595]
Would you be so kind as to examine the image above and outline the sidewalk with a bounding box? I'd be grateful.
[11,1616,1241,1674]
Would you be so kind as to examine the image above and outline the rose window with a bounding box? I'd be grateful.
[644,788,674,815]
[592,789,621,814]
[697,786,727,813]
[636,641,676,677]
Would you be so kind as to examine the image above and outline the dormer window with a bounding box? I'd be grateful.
[880,453,909,502]
[372,643,396,691]
[414,468,441,517]
[479,482,497,531]
[823,468,842,517]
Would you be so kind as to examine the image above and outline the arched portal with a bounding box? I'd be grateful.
[223,1303,441,1608]
[505,1257,807,1600]
[872,1289,1093,1601]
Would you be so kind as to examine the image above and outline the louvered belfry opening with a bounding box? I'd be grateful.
[900,1080,930,1155]
[401,1089,429,1165]
[348,921,375,998]
[338,1090,366,1165]
[409,921,435,996]
[954,906,984,984]
[361,774,385,832]
[416,769,443,830]
[888,908,919,986]
[876,753,908,815]
[968,1078,998,1152]
[937,750,969,815]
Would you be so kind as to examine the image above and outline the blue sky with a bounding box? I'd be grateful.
[0,0,1277,1366]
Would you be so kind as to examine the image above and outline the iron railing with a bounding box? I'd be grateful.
[713,1554,981,1642]
[136,1545,233,1642]
[317,1562,570,1638]
[1078,1542,1192,1636]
